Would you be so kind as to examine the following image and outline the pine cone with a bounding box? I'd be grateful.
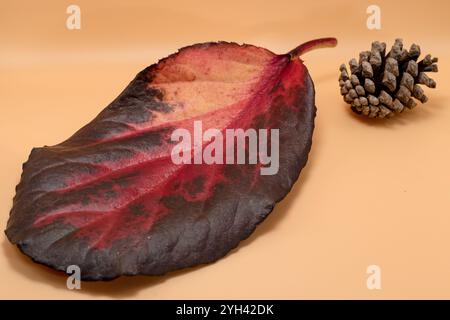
[339,39,438,118]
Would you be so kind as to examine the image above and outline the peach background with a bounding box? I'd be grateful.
[1,0,450,299]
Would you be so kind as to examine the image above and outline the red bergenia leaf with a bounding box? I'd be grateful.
[6,38,337,280]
